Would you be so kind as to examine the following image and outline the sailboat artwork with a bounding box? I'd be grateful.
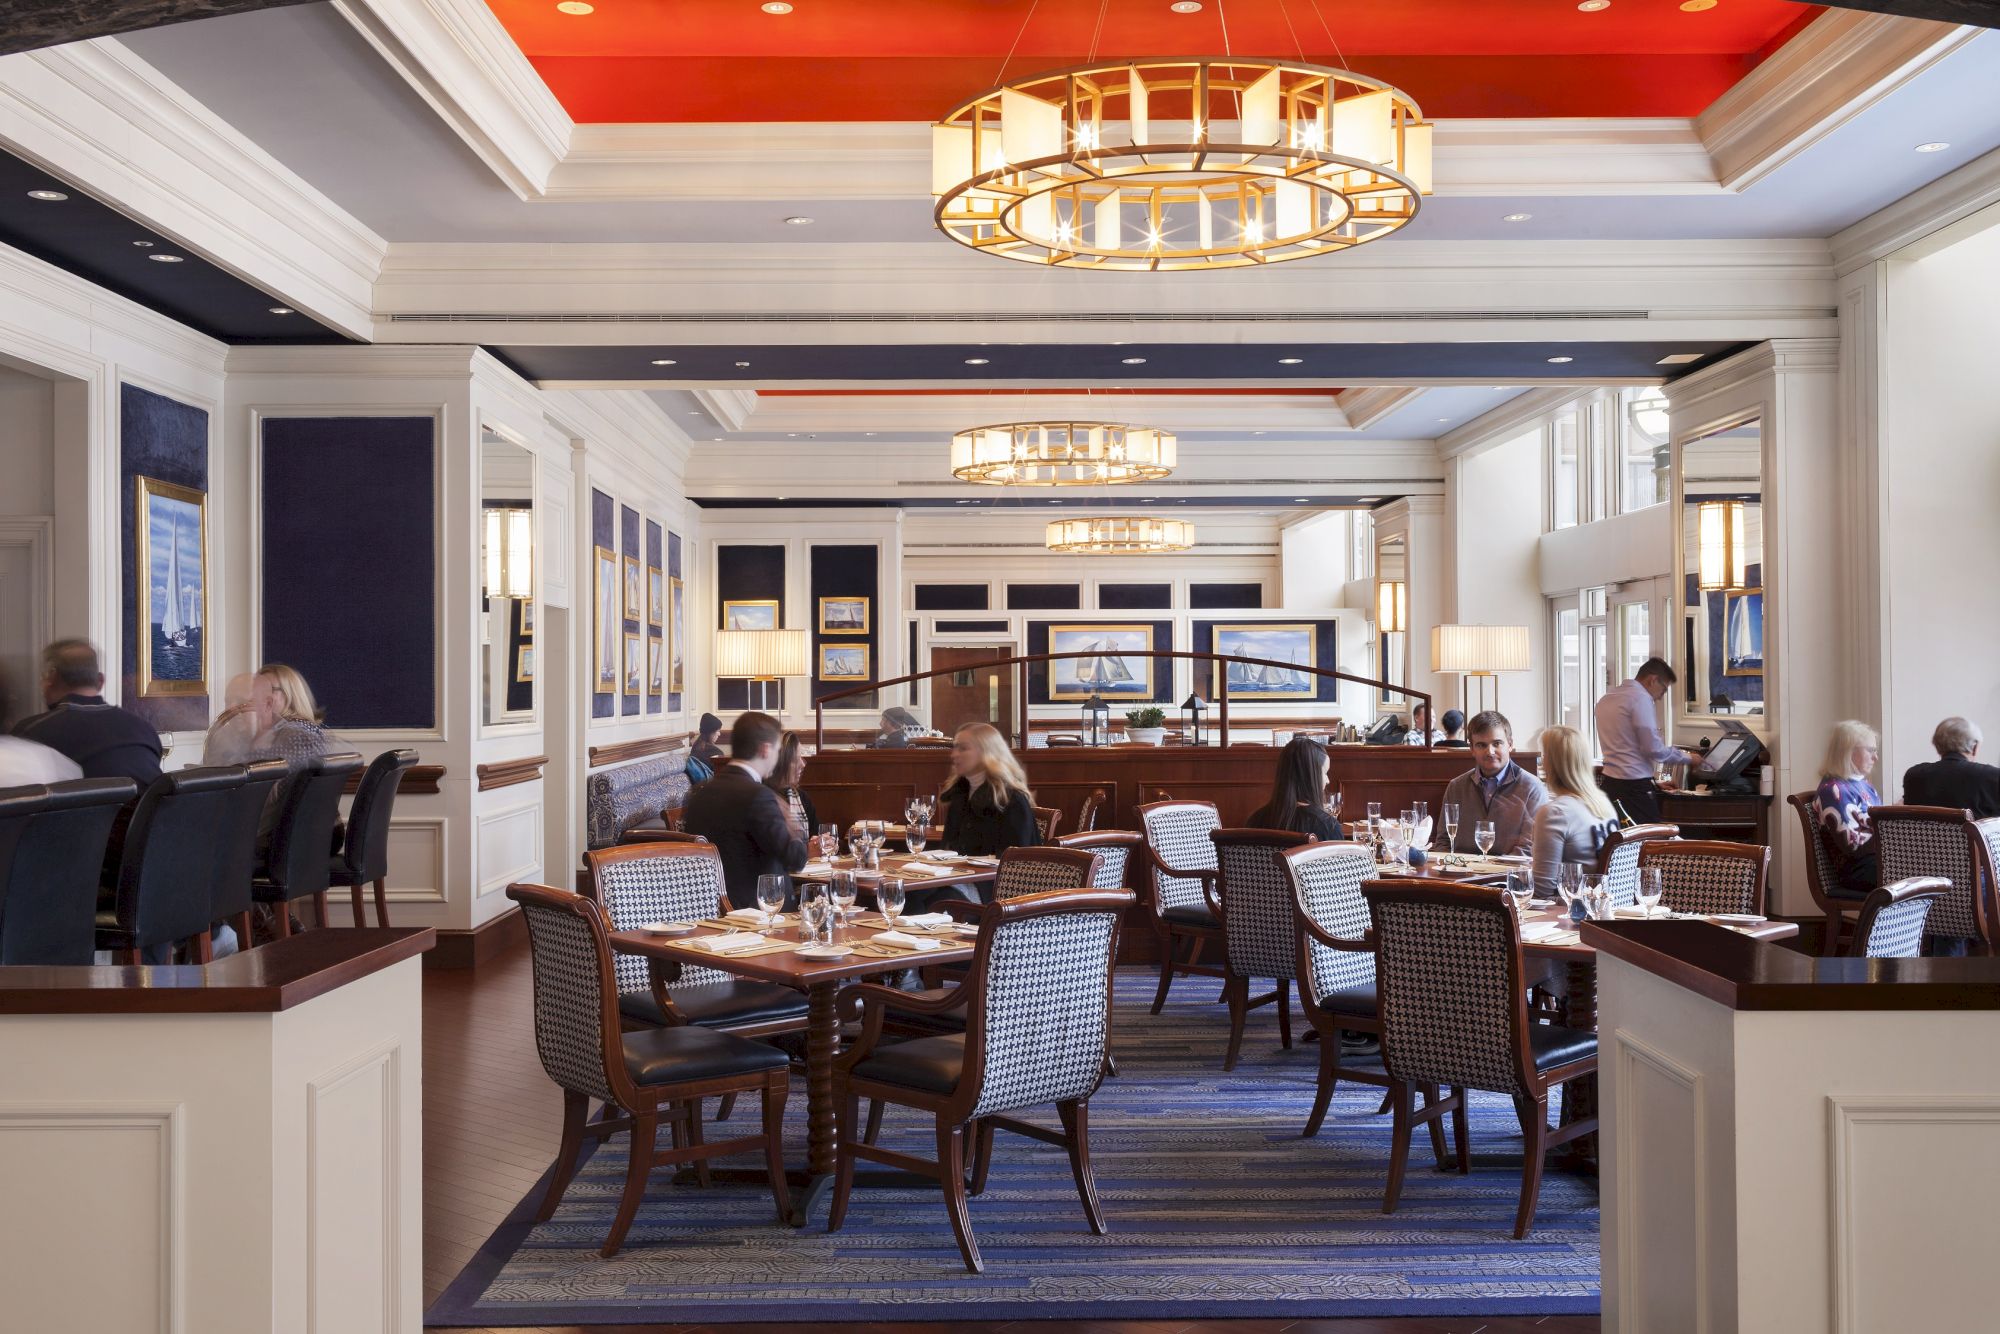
[1051,626,1154,701]
[136,476,208,697]
[1214,625,1319,700]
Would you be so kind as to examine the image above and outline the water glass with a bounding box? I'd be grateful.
[904,798,924,827]
[1636,867,1665,919]
[830,870,859,924]
[877,878,906,931]
[1442,802,1460,852]
[1365,801,1382,827]
[815,823,838,859]
[1505,869,1534,918]
[1474,820,1496,857]
[755,873,788,929]
[799,882,833,943]
[1579,871,1610,923]
[905,823,928,856]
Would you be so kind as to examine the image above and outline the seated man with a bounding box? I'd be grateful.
[1403,702,1443,747]
[1903,716,2000,819]
[1439,710,1548,855]
[11,639,162,785]
[681,710,811,908]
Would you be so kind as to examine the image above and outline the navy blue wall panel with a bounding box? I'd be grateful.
[119,383,210,732]
[810,543,878,709]
[716,544,785,712]
[261,416,435,730]
[1190,582,1264,610]
[591,488,614,718]
[1191,620,1340,704]
[1685,563,1764,707]
[1007,582,1082,611]
[913,583,989,611]
[934,619,1011,634]
[1099,582,1173,611]
[1025,620,1174,706]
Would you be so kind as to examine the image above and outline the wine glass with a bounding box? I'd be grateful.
[1505,869,1534,919]
[1636,866,1665,919]
[1441,802,1460,855]
[1579,871,1609,922]
[799,881,832,944]
[755,873,788,930]
[877,878,906,932]
[1474,820,1496,857]
[904,798,924,828]
[1381,821,1407,868]
[830,870,859,925]
[815,822,837,860]
[905,821,928,856]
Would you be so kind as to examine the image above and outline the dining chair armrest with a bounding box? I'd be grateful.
[1294,913,1372,954]
[938,899,985,923]
[645,957,694,1024]
[835,979,971,1068]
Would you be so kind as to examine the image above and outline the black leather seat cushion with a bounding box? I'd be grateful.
[1161,902,1218,929]
[850,1034,965,1094]
[619,980,809,1029]
[1315,982,1378,1017]
[1528,1023,1597,1074]
[621,1024,788,1087]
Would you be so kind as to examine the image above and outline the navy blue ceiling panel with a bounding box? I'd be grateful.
[491,340,1752,385]
[0,149,346,344]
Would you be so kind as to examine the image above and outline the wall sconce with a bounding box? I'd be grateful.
[482,507,533,600]
[1697,499,1748,591]
[1376,579,1408,634]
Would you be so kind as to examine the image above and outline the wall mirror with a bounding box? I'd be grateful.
[1374,533,1408,711]
[1676,415,1763,728]
[481,427,537,727]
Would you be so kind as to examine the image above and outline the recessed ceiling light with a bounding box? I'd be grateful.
[1295,498,1311,502]
[964,357,989,365]
[1502,212,1533,222]
[786,432,798,437]
[1278,357,1303,365]
[148,254,185,263]
[1121,356,1147,364]
[1358,496,1381,503]
[650,358,677,366]
[783,215,814,225]
[1547,355,1574,364]
[556,1,593,13]
[1171,1,1202,12]
[1437,417,1450,423]
[1915,141,1951,153]
[268,306,294,316]
[864,431,876,436]
[761,1,792,11]
[711,436,722,441]
[1577,0,1610,10]
[131,240,152,247]
[735,360,750,367]
[1656,352,1703,365]
[1142,497,1157,503]
[26,189,67,202]
[1679,0,1717,10]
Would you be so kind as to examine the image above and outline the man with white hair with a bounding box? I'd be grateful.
[1902,716,2000,818]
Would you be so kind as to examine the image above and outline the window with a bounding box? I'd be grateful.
[1619,387,1669,513]
[1550,407,1580,530]
[1554,603,1581,731]
[1351,511,1375,579]
[1615,599,1652,686]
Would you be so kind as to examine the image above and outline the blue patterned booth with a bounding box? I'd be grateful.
[584,750,692,854]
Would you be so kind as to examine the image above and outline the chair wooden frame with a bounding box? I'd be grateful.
[616,828,710,847]
[1594,822,1679,888]
[1636,838,1771,916]
[1210,826,1312,1071]
[1849,876,1951,958]
[1871,804,1998,954]
[1361,878,1599,1239]
[989,844,1103,900]
[1280,841,1392,1137]
[1055,829,1143,890]
[506,883,791,1257]
[1789,792,1865,954]
[1136,799,1227,1013]
[1076,787,1109,833]
[828,887,1135,1273]
[1032,805,1063,842]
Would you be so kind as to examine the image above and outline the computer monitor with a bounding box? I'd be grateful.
[1693,722,1761,788]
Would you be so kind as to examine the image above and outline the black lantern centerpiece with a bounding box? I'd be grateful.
[1082,693,1111,747]
[1180,692,1208,746]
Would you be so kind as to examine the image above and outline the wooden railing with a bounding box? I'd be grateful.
[812,649,1429,752]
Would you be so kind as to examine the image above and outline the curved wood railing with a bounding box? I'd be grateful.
[812,649,1430,752]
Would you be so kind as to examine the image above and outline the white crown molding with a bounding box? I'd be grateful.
[332,0,570,198]
[540,383,693,478]
[1435,118,1719,197]
[224,344,480,378]
[1831,143,2000,274]
[1335,387,1425,431]
[737,392,1361,435]
[1697,10,1979,192]
[1435,386,1592,461]
[692,388,758,432]
[0,242,229,376]
[0,39,386,339]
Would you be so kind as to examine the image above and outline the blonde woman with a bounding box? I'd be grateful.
[1816,720,1882,898]
[1529,725,1620,897]
[939,722,1039,857]
[249,663,335,770]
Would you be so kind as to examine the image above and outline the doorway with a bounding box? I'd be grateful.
[926,645,1016,739]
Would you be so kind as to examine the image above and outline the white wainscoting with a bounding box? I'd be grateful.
[1827,1095,2000,1333]
[1612,1031,1708,1334]
[476,796,544,896]
[306,1043,403,1334]
[382,815,447,905]
[0,1103,185,1333]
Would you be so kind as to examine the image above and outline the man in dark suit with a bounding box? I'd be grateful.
[1903,716,2000,819]
[682,710,810,908]
[11,639,162,785]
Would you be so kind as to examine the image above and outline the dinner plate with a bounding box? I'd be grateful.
[642,921,695,936]
[796,943,855,960]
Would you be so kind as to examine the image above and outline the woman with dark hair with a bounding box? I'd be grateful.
[692,713,724,765]
[765,730,820,847]
[1246,736,1345,840]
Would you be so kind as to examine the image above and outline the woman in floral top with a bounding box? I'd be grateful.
[1815,720,1882,898]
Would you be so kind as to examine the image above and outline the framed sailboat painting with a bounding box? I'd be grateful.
[1049,625,1154,701]
[1213,624,1317,700]
[135,476,208,698]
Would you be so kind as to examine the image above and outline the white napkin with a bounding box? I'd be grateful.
[802,861,832,874]
[888,912,953,928]
[1520,920,1569,943]
[723,908,784,924]
[872,930,942,952]
[923,851,965,863]
[687,932,769,953]
[898,860,955,878]
[1414,816,1433,848]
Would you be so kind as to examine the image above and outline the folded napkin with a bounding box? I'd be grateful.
[872,930,942,952]
[723,908,786,924]
[801,861,832,875]
[687,932,769,954]
[897,860,956,878]
[1520,920,1572,943]
[889,912,953,928]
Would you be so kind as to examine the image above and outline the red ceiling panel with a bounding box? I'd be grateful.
[487,0,1822,122]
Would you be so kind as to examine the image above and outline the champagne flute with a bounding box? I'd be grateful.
[878,878,906,932]
[1442,802,1460,856]
[755,873,788,931]
[1636,866,1665,919]
[1474,820,1496,857]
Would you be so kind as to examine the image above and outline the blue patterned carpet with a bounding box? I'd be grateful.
[427,970,1599,1326]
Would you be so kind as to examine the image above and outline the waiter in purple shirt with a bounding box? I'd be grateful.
[1593,657,1693,824]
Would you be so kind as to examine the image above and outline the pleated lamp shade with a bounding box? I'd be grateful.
[714,628,808,679]
[1431,624,1531,675]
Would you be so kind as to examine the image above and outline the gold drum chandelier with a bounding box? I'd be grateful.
[933,57,1432,271]
[1046,515,1196,554]
[950,421,1177,485]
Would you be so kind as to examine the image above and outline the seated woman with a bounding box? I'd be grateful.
[871,706,938,749]
[249,663,334,769]
[1529,724,1620,897]
[1245,736,1345,840]
[765,731,827,854]
[939,722,1040,857]
[1816,719,1882,899]
[687,713,723,783]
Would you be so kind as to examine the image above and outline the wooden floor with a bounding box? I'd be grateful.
[421,944,1601,1334]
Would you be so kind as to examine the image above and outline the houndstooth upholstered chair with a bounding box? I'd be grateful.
[1362,878,1599,1240]
[1790,792,1866,953]
[991,844,1101,900]
[1076,787,1110,833]
[1057,829,1143,890]
[1137,799,1226,1012]
[1849,876,1950,958]
[1211,827,1313,1071]
[829,886,1135,1273]
[1594,823,1678,907]
[1871,806,1996,954]
[1637,839,1769,916]
[1281,841,1395,1137]
[1032,805,1063,842]
[506,883,793,1257]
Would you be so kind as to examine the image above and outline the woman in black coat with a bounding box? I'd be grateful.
[939,722,1040,856]
[766,732,826,852]
[1245,736,1346,841]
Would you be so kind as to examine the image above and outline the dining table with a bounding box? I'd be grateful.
[793,851,1001,904]
[610,909,977,1225]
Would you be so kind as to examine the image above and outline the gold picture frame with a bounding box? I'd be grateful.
[818,642,871,681]
[622,554,643,623]
[669,576,686,694]
[1722,587,1764,678]
[647,565,665,627]
[1212,623,1319,700]
[818,596,870,635]
[722,599,779,631]
[593,546,619,693]
[623,631,644,697]
[515,645,535,684]
[648,636,664,693]
[1048,623,1154,702]
[135,476,209,698]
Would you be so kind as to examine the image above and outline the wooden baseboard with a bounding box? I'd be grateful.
[426,908,528,971]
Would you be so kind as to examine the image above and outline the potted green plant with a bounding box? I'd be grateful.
[1124,706,1168,746]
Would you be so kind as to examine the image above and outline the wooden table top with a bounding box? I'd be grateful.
[792,853,999,893]
[1516,901,1798,959]
[611,914,977,987]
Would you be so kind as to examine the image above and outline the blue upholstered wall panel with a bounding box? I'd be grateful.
[261,416,435,730]
[1007,582,1082,611]
[913,583,989,612]
[810,543,878,709]
[646,519,663,714]
[1684,563,1764,707]
[715,544,784,712]
[1099,582,1173,611]
[119,384,211,732]
[591,489,614,718]
[1191,620,1341,705]
[1190,582,1265,610]
[667,529,684,713]
[620,505,641,716]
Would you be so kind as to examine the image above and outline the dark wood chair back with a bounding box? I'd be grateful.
[1032,805,1063,841]
[1871,805,1992,950]
[1211,827,1314,982]
[1056,830,1142,890]
[1596,822,1679,906]
[1850,876,1950,958]
[1636,838,1770,916]
[1077,787,1109,832]
[1137,799,1220,919]
[617,829,708,846]
[0,777,136,965]
[113,766,248,955]
[1279,840,1378,1011]
[992,845,1100,900]
[506,882,638,1109]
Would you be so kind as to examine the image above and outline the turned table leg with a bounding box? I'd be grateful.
[805,980,840,1179]
[1559,958,1599,1166]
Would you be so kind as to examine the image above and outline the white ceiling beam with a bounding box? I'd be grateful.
[1334,387,1426,430]
[1435,387,1593,461]
[691,387,758,431]
[1831,142,2000,273]
[735,393,1358,434]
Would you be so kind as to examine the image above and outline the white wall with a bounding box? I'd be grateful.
[1451,427,1553,737]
